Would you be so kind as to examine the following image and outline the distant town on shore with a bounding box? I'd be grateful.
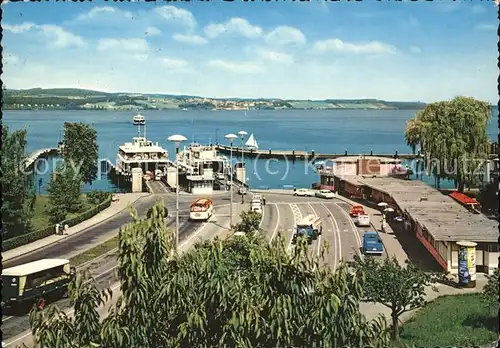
[4,88,430,111]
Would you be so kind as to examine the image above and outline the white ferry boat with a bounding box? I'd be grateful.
[133,113,145,126]
[175,143,225,195]
[116,137,170,176]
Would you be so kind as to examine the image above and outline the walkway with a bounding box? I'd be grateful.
[215,145,417,160]
[24,148,58,169]
[3,193,149,263]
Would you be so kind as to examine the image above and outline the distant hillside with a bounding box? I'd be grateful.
[3,88,429,111]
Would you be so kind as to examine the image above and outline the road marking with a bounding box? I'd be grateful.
[308,203,322,259]
[287,204,302,251]
[2,316,13,323]
[269,204,281,244]
[321,203,341,270]
[334,203,362,247]
[259,203,265,228]
[180,219,212,247]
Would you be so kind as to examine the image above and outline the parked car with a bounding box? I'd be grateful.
[294,188,314,197]
[355,214,370,227]
[216,172,225,180]
[350,205,365,217]
[362,231,384,255]
[250,204,262,214]
[315,189,336,199]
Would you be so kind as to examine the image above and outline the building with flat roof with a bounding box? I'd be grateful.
[319,156,411,189]
[323,171,498,274]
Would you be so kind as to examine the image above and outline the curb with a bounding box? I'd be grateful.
[4,194,151,263]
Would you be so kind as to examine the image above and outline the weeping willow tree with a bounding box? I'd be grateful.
[29,201,390,347]
[404,96,491,191]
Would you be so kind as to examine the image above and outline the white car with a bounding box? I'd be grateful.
[250,204,262,214]
[251,199,261,206]
[216,172,225,180]
[294,188,314,197]
[315,189,336,199]
[253,194,262,201]
[355,214,371,227]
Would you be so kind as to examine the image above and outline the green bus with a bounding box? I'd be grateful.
[2,259,76,309]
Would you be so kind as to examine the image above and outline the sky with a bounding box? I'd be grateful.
[2,0,498,102]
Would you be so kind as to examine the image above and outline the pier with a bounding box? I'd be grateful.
[215,145,498,161]
[215,145,419,160]
[24,148,59,169]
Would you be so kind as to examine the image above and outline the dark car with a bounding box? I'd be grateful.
[362,231,384,255]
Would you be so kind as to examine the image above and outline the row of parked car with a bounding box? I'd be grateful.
[349,205,384,255]
[349,205,370,227]
[294,188,336,199]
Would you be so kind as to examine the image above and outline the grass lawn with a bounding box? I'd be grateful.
[70,235,119,266]
[30,194,94,231]
[398,293,498,347]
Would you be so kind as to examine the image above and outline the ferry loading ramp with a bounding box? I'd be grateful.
[337,175,498,243]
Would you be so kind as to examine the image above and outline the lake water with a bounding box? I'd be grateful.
[4,109,498,193]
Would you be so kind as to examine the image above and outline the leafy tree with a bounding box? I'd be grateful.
[477,179,499,218]
[233,210,262,234]
[482,268,499,314]
[29,201,390,347]
[404,116,424,154]
[62,122,99,185]
[0,125,34,236]
[404,96,491,192]
[46,164,82,223]
[29,270,111,348]
[352,254,437,341]
[146,203,169,218]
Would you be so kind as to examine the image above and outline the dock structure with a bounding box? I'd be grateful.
[215,145,419,160]
[24,148,59,170]
[332,174,498,275]
[215,145,498,161]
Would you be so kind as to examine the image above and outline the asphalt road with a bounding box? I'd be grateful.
[2,189,369,345]
[258,193,372,268]
[2,201,242,345]
[4,191,241,269]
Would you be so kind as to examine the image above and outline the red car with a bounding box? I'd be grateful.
[350,205,365,217]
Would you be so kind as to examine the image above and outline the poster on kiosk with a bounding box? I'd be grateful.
[457,241,477,288]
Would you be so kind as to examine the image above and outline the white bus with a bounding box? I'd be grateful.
[293,214,323,244]
[189,198,214,221]
[2,259,76,309]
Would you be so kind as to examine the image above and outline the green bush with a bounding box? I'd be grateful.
[3,197,111,251]
[86,190,111,205]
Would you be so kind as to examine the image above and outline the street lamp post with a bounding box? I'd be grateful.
[225,133,238,229]
[237,130,248,204]
[168,134,187,253]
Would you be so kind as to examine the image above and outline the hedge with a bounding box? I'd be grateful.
[3,195,112,251]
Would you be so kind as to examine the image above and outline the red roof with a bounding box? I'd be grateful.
[449,191,479,205]
[191,198,212,206]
